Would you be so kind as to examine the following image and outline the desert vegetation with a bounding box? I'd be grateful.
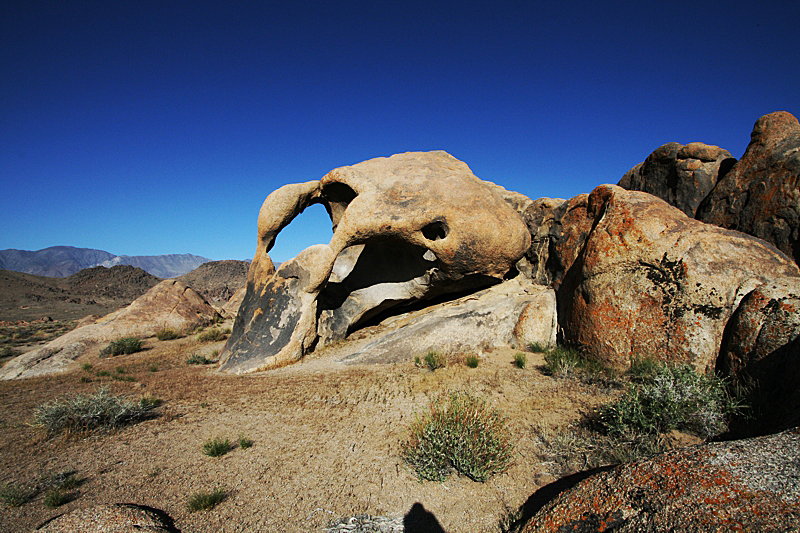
[99,337,143,357]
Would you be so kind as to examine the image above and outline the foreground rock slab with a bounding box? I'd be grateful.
[36,503,178,532]
[520,428,800,533]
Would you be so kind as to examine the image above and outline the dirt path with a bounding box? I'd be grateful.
[0,333,612,533]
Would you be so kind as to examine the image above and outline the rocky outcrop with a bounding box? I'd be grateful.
[619,142,736,217]
[717,278,800,435]
[519,428,800,533]
[697,111,800,264]
[36,503,178,532]
[0,280,221,379]
[522,195,592,287]
[557,185,800,371]
[220,151,531,373]
[336,277,555,365]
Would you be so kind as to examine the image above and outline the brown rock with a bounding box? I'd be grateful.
[518,428,800,533]
[619,142,736,217]
[717,278,800,435]
[697,111,800,264]
[557,185,800,371]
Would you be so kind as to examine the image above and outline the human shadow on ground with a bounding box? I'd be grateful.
[404,502,446,533]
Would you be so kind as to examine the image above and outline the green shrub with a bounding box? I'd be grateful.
[0,482,34,507]
[43,488,69,508]
[198,329,227,342]
[32,387,159,437]
[513,353,527,369]
[543,345,582,377]
[598,364,740,439]
[402,390,514,482]
[238,435,253,449]
[187,354,214,365]
[465,355,480,368]
[627,355,661,381]
[203,437,231,457]
[81,362,92,372]
[187,487,226,512]
[422,351,447,371]
[100,337,142,357]
[528,342,550,353]
[155,328,181,341]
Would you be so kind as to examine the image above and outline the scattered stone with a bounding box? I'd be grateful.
[0,280,221,379]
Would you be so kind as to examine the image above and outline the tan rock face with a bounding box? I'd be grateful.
[220,151,531,373]
[0,280,220,379]
[557,185,800,371]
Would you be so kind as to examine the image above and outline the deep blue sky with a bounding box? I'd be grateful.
[2,1,797,262]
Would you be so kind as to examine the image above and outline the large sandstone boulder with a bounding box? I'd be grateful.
[717,278,800,436]
[519,428,800,533]
[697,111,800,264]
[219,151,531,373]
[557,184,800,371]
[337,277,556,364]
[0,280,221,379]
[36,503,177,532]
[619,142,736,217]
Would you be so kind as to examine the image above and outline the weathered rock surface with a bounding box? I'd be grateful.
[221,286,246,318]
[338,277,555,364]
[697,111,800,264]
[522,195,592,287]
[717,278,800,436]
[220,151,531,372]
[519,428,800,533]
[0,280,221,379]
[619,142,736,217]
[557,184,800,371]
[36,503,178,532]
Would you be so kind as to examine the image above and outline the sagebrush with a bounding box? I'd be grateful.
[100,337,142,357]
[402,390,514,482]
[598,363,740,439]
[33,388,159,436]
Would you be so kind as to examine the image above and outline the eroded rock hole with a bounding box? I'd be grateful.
[322,182,358,227]
[422,220,448,241]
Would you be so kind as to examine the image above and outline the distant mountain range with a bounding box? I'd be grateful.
[0,246,213,278]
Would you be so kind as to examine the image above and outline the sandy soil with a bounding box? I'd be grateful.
[0,326,614,533]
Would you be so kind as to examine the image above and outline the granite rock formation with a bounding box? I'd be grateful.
[0,280,221,379]
[219,151,531,373]
[618,142,736,217]
[697,111,800,265]
[556,184,799,371]
[519,428,800,533]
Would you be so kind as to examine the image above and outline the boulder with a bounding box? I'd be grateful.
[220,151,531,372]
[0,280,221,379]
[519,428,800,533]
[337,277,556,364]
[619,142,736,217]
[522,195,592,287]
[717,278,800,436]
[36,503,177,532]
[557,184,800,371]
[221,286,246,318]
[697,111,800,264]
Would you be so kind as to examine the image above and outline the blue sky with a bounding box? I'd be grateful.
[1,1,797,263]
